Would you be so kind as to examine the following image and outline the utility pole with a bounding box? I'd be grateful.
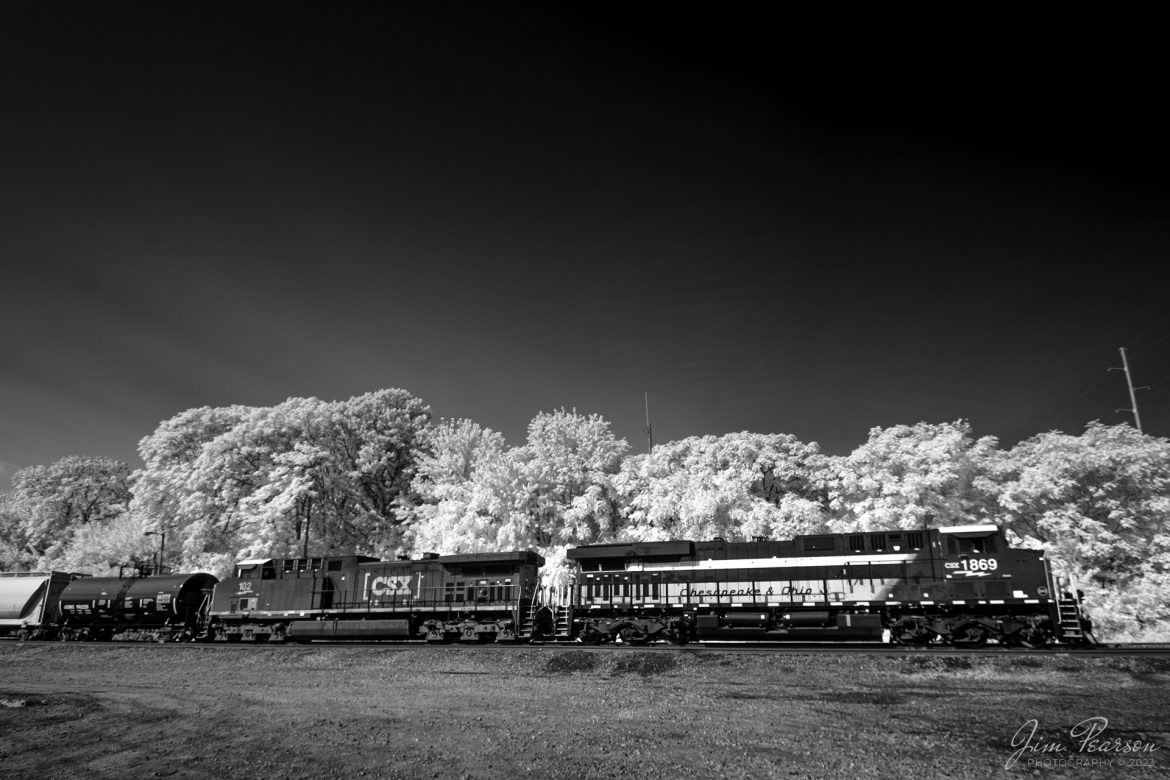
[644,392,653,453]
[1114,347,1146,433]
[145,530,165,575]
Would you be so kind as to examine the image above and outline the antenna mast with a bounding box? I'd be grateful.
[1115,347,1145,433]
[644,392,653,452]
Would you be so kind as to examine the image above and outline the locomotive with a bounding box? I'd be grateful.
[1,524,1095,647]
[206,550,544,643]
[559,523,1092,647]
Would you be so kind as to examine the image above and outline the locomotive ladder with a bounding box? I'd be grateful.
[519,588,573,641]
[1057,597,1086,642]
[519,602,536,637]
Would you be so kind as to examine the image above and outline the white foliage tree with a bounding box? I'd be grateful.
[407,409,628,587]
[130,404,255,572]
[132,389,431,576]
[827,420,1000,532]
[508,409,629,549]
[407,418,511,554]
[990,422,1170,639]
[615,432,832,542]
[0,456,132,571]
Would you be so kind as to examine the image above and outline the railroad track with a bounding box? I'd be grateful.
[8,638,1168,657]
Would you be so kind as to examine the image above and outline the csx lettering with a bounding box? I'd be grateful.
[369,576,412,598]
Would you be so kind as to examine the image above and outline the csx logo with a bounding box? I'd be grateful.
[369,576,412,598]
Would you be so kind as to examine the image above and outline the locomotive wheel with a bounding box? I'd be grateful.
[952,625,989,647]
[893,625,934,645]
[1008,627,1051,649]
[616,627,647,646]
[578,627,604,645]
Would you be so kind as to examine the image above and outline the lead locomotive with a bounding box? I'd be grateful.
[558,524,1091,647]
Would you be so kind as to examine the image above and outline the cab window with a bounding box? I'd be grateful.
[949,536,997,555]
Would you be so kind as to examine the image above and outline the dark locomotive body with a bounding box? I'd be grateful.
[561,524,1091,646]
[206,550,544,643]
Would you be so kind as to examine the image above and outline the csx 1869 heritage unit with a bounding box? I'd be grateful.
[0,524,1095,647]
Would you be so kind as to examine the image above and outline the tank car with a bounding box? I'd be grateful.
[55,572,219,642]
[206,550,545,643]
[0,571,88,640]
[560,524,1094,647]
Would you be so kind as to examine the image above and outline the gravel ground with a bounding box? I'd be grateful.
[1,643,1168,780]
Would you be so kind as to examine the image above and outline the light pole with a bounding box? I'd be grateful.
[145,530,166,575]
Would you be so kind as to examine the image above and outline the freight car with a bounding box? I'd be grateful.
[556,524,1093,647]
[52,572,220,642]
[0,571,87,640]
[205,550,544,643]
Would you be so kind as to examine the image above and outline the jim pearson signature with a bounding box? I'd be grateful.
[1006,717,1161,769]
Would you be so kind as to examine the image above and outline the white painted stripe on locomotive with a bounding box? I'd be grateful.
[936,524,998,534]
[636,552,923,571]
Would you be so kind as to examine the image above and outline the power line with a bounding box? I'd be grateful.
[1130,311,1170,357]
[1042,369,1111,433]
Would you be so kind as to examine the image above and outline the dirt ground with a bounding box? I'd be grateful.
[0,643,1167,780]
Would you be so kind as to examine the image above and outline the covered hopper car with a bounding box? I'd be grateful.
[1,571,87,640]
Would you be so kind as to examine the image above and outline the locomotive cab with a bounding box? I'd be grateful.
[936,524,1049,601]
[937,524,1005,599]
[207,555,377,642]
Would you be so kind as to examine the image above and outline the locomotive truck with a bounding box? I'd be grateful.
[2,524,1094,647]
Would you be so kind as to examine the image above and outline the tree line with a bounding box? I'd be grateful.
[2,388,1167,640]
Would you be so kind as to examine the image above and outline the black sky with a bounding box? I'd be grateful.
[3,6,1168,486]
